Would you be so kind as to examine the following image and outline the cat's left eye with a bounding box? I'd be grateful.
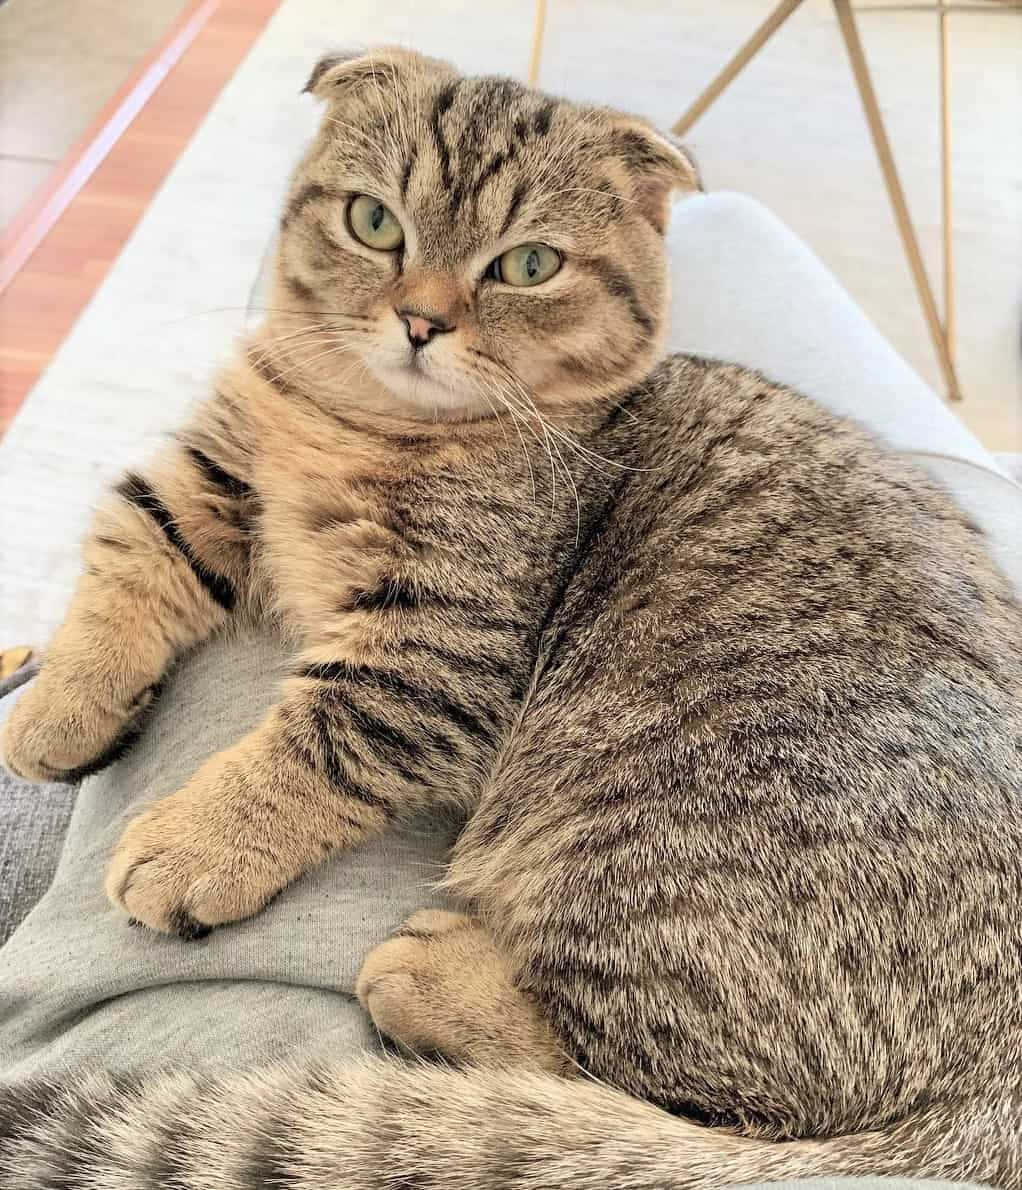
[487,243,561,287]
[347,195,404,251]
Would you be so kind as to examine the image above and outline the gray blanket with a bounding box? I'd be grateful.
[0,627,455,1080]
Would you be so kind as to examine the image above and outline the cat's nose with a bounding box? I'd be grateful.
[396,308,454,350]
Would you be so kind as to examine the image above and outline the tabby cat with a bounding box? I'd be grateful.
[2,48,1021,1188]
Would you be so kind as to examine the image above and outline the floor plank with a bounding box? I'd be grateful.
[0,0,281,436]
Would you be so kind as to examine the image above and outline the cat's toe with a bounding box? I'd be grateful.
[356,933,434,1048]
[106,791,282,937]
[356,911,565,1070]
[1,677,159,783]
[356,911,477,1052]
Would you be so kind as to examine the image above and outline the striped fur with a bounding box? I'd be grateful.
[0,1059,1017,1188]
[2,50,1022,1184]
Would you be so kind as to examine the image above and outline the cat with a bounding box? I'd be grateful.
[2,48,1021,1188]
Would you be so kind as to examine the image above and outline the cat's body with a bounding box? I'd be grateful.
[2,49,1021,1188]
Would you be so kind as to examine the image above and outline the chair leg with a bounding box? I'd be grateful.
[671,0,808,137]
[528,0,547,87]
[832,0,963,402]
[938,0,956,377]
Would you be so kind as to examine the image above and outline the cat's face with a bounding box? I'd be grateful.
[274,48,698,419]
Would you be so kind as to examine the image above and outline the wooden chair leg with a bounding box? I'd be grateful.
[832,0,963,402]
[938,0,956,372]
[671,0,808,137]
[528,0,548,87]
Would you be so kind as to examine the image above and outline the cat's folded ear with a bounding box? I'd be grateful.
[303,47,456,102]
[610,120,703,233]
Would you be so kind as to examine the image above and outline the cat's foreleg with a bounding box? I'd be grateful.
[1,438,253,783]
[106,607,522,937]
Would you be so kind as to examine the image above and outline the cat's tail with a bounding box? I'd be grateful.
[0,1056,1015,1189]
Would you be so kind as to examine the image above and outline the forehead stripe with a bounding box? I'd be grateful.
[468,150,513,205]
[399,147,417,201]
[429,81,459,193]
[499,180,529,238]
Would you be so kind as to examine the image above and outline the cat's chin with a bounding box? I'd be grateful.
[372,364,490,422]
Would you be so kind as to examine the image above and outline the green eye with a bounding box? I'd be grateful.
[490,243,561,287]
[347,195,404,251]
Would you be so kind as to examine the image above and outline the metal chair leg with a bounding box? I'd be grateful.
[833,0,963,401]
[671,0,808,137]
[938,0,956,370]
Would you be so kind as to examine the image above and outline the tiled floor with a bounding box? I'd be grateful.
[0,0,189,227]
[0,0,1019,449]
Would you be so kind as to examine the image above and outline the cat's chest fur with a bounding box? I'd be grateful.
[246,404,581,642]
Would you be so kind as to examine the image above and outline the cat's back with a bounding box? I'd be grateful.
[603,352,1022,775]
[457,353,1022,1132]
[576,350,1022,851]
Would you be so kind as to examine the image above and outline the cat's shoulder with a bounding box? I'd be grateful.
[645,351,904,466]
[646,351,846,430]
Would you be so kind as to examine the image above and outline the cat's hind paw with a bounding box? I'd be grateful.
[357,910,567,1070]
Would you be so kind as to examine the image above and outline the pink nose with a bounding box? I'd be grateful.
[396,308,454,349]
[406,315,436,342]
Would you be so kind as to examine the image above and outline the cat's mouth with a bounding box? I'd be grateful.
[371,355,469,414]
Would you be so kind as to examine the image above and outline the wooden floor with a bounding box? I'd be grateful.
[0,0,281,435]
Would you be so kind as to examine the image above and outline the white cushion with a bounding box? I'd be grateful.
[666,192,1021,591]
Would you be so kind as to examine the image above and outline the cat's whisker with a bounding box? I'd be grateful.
[249,322,337,355]
[155,305,371,327]
[498,375,582,543]
[544,423,582,546]
[468,374,538,505]
[267,339,364,384]
[498,362,665,476]
[471,352,620,486]
[492,376,563,519]
[258,306,371,322]
[247,333,345,375]
[505,401,540,507]
[246,319,377,375]
[328,353,377,394]
[467,377,513,453]
[245,338,336,377]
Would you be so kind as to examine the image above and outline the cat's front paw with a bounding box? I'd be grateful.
[1,664,159,783]
[105,759,293,938]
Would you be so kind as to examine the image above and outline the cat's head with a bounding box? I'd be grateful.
[271,48,698,420]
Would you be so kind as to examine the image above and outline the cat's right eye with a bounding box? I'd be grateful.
[347,195,404,251]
